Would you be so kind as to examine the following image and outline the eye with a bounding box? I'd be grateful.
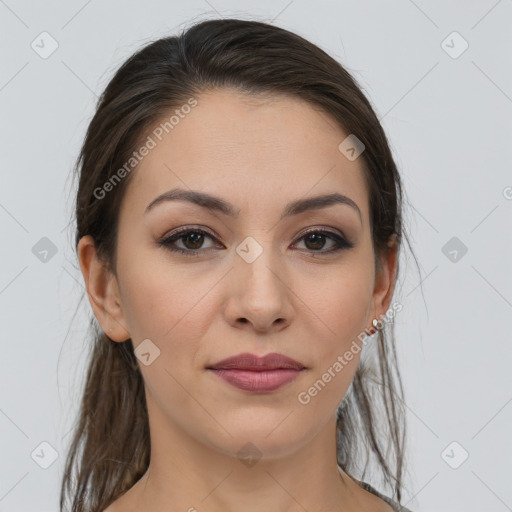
[292,229,353,254]
[158,227,353,257]
[157,227,221,256]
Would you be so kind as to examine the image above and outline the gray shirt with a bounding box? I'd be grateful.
[358,481,414,512]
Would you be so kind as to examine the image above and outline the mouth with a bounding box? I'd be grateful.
[207,352,306,371]
[206,352,306,392]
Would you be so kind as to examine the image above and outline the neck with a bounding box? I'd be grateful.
[114,396,365,512]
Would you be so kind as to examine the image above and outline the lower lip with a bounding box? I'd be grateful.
[208,368,304,392]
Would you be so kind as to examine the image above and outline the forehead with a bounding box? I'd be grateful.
[121,88,369,223]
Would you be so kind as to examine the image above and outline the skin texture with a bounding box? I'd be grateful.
[78,88,398,512]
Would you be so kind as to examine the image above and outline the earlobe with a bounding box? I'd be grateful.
[77,235,131,343]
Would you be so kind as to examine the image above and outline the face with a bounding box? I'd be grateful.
[81,88,396,460]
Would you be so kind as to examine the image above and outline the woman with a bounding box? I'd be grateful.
[61,18,416,512]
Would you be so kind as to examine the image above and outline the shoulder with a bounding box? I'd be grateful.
[357,481,414,512]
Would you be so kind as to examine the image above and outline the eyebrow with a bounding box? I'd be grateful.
[145,188,362,225]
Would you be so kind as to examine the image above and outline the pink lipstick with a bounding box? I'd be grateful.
[206,352,306,392]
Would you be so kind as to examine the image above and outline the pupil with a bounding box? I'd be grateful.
[305,233,325,250]
[184,232,204,250]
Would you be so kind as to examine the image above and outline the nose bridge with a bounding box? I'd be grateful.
[235,234,282,293]
[228,233,292,330]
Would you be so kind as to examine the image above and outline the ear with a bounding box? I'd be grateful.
[368,234,399,332]
[77,235,131,342]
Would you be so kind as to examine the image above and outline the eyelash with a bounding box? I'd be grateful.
[157,226,354,257]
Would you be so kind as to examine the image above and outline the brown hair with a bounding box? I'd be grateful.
[61,17,417,512]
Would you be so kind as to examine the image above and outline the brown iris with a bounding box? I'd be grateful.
[303,232,327,251]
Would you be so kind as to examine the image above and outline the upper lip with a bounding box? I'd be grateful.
[207,352,306,371]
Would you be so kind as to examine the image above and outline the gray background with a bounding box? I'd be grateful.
[1,1,511,511]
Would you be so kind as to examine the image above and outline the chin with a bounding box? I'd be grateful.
[200,421,312,463]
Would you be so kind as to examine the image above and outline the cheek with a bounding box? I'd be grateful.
[297,262,373,338]
[296,278,370,417]
[117,259,222,376]
[294,259,373,404]
[117,252,202,337]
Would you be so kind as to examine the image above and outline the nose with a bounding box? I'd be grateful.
[224,244,294,334]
